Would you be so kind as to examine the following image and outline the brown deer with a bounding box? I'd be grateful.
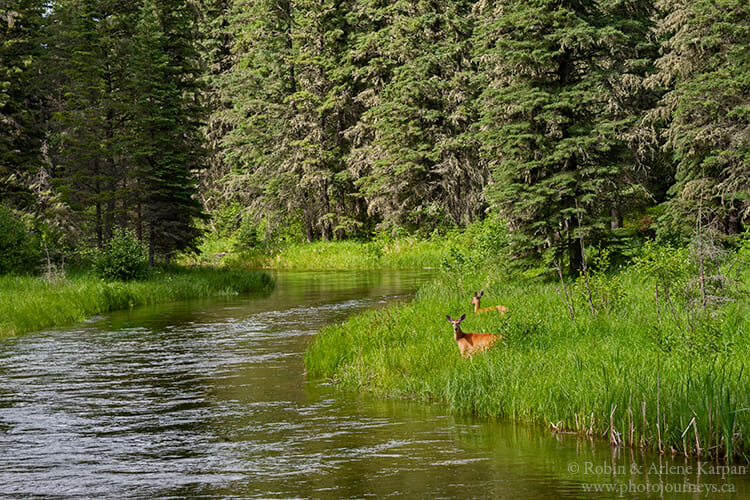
[471,290,508,315]
[445,314,502,358]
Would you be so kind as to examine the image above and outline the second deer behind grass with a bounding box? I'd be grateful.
[471,290,508,315]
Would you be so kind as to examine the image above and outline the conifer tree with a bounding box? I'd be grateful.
[347,0,486,232]
[474,0,655,271]
[128,0,206,264]
[45,0,136,246]
[215,0,360,241]
[646,0,750,239]
[0,0,46,208]
[196,0,233,219]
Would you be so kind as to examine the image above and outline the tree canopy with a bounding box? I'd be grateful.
[1,0,748,271]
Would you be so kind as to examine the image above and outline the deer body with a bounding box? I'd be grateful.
[446,314,501,357]
[472,290,508,315]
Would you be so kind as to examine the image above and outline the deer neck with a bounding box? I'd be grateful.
[473,302,480,313]
[454,326,465,341]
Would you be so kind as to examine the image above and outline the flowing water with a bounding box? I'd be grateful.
[0,270,747,499]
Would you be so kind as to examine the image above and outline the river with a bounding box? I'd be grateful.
[0,270,747,499]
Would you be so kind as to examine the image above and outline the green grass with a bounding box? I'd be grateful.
[193,235,450,270]
[305,269,750,462]
[0,267,274,336]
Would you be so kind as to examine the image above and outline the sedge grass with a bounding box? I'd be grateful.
[193,235,451,270]
[0,267,273,336]
[305,270,750,462]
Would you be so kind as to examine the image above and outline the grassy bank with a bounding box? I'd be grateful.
[194,228,498,270]
[305,268,750,462]
[0,267,274,336]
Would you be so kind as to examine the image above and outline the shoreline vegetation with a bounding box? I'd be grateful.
[3,229,748,463]
[196,235,452,270]
[303,237,750,463]
[0,267,274,337]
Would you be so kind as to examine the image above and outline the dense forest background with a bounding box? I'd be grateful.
[1,0,748,273]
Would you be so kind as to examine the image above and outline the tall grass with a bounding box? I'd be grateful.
[191,233,456,270]
[305,270,750,462]
[0,267,273,336]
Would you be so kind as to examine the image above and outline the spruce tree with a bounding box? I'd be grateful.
[347,0,486,232]
[128,0,206,264]
[0,0,46,208]
[646,0,750,239]
[216,0,359,241]
[45,0,136,246]
[196,0,233,220]
[474,0,655,271]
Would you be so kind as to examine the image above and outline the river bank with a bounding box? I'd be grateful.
[305,263,750,462]
[193,220,508,270]
[0,267,274,337]
[10,268,742,499]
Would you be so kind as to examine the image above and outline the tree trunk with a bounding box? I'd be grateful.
[302,191,314,243]
[611,205,623,229]
[148,221,155,268]
[568,216,582,275]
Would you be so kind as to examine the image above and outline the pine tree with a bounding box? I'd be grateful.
[128,0,206,264]
[646,0,750,240]
[347,0,486,232]
[474,0,655,271]
[0,0,46,208]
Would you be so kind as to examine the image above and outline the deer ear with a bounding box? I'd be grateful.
[473,291,478,297]
[459,313,466,321]
[446,315,452,322]
[479,290,484,297]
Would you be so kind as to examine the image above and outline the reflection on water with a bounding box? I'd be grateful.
[0,270,746,499]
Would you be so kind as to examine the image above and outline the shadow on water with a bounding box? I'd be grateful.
[0,269,747,499]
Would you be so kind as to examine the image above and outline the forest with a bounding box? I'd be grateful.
[1,0,749,274]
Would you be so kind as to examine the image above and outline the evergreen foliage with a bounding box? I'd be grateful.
[0,0,748,272]
[646,0,750,241]
[474,0,656,271]
[45,0,136,246]
[42,0,206,265]
[128,0,207,264]
[348,0,488,231]
[0,0,46,208]
[0,205,40,274]
[93,228,149,281]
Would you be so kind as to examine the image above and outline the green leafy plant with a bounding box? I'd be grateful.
[0,206,41,275]
[94,228,149,281]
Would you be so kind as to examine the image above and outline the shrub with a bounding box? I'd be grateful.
[0,206,41,275]
[94,228,149,281]
[234,212,263,250]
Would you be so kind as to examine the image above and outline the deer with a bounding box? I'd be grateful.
[471,290,508,315]
[445,314,502,358]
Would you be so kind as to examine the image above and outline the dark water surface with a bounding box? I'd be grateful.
[1,270,747,499]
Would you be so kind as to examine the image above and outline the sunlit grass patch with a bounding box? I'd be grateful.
[306,269,750,462]
[0,268,273,336]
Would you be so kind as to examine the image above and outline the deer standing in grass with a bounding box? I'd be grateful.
[445,314,502,358]
[471,290,508,315]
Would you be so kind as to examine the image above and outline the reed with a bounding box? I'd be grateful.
[305,268,750,462]
[0,267,273,336]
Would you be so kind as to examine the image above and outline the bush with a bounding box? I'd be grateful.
[0,206,41,275]
[234,212,263,250]
[94,229,149,281]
